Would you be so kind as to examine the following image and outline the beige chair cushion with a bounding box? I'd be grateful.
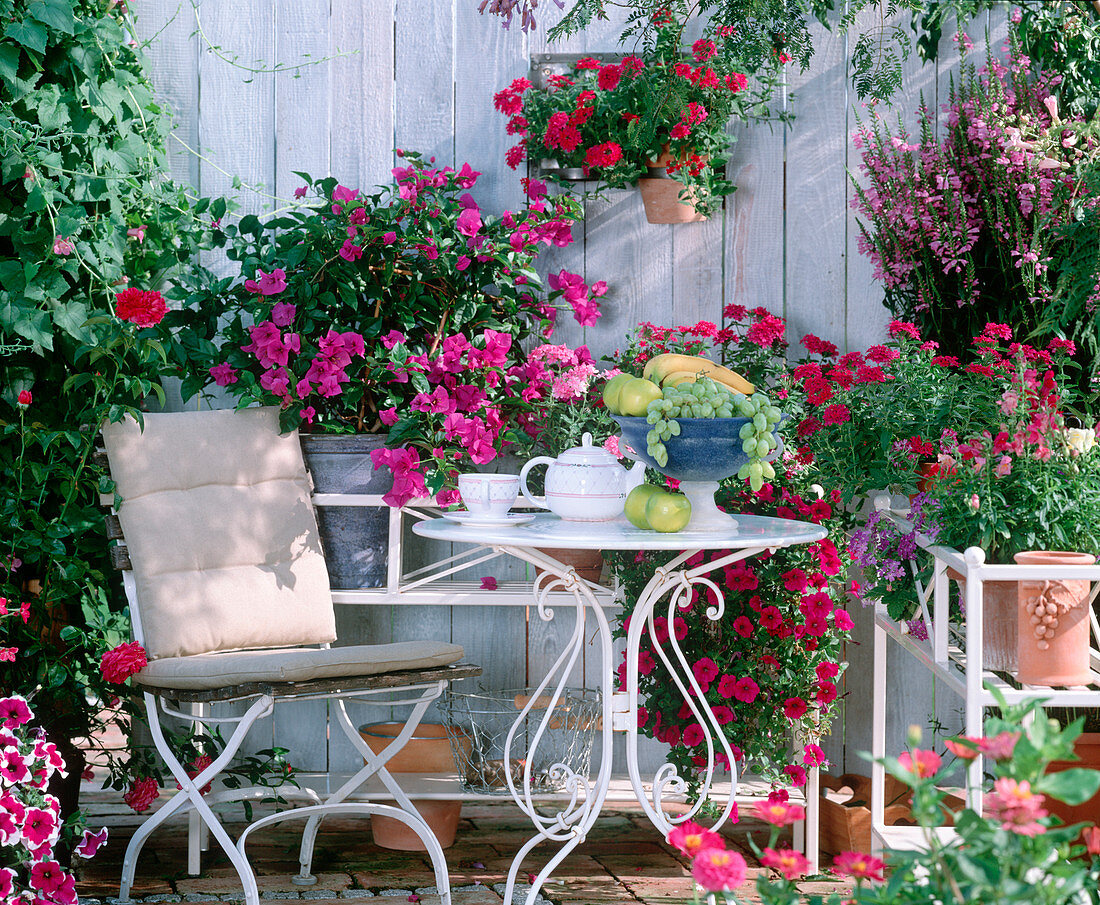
[133,641,465,691]
[102,408,337,660]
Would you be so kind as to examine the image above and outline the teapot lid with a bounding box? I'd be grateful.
[558,432,618,465]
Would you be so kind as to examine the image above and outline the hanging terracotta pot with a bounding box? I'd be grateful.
[1014,551,1096,687]
[947,571,1018,673]
[638,144,708,224]
[358,722,470,851]
[535,548,605,584]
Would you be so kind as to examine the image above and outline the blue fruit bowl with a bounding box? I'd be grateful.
[612,415,760,483]
[612,415,784,531]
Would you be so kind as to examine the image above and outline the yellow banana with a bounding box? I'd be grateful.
[643,353,755,395]
[659,369,705,387]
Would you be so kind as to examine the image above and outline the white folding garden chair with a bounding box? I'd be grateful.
[100,407,479,905]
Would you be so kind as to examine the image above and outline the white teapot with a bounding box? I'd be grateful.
[519,433,646,521]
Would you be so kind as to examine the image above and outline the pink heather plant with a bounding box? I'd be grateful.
[0,695,108,903]
[851,44,1099,385]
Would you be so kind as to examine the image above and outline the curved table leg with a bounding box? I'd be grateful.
[494,547,616,905]
[623,548,769,836]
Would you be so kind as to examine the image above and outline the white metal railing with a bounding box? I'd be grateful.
[868,493,1100,852]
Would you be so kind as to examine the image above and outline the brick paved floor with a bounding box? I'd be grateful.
[74,787,854,905]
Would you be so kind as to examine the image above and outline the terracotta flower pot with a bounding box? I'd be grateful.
[1014,551,1096,687]
[1045,732,1100,827]
[358,722,470,851]
[534,548,605,584]
[638,177,706,224]
[947,571,1018,673]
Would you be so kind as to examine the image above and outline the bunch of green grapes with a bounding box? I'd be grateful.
[643,376,782,490]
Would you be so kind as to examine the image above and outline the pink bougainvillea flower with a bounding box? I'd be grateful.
[480,576,498,591]
[833,851,885,881]
[667,820,724,857]
[256,268,288,296]
[208,362,239,386]
[332,185,359,203]
[0,696,31,729]
[100,641,148,684]
[123,776,160,814]
[897,748,941,778]
[753,799,806,826]
[456,207,482,238]
[52,235,74,255]
[691,847,747,892]
[115,288,167,327]
[270,302,297,327]
[761,847,809,880]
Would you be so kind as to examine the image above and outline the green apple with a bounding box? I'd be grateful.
[624,484,660,529]
[618,377,663,417]
[645,490,692,533]
[602,373,634,415]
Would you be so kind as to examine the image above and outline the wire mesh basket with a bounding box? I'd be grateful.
[440,686,601,794]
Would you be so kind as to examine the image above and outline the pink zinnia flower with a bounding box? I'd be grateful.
[667,820,724,857]
[898,748,941,778]
[833,851,885,881]
[753,799,805,826]
[761,847,809,880]
[691,847,747,892]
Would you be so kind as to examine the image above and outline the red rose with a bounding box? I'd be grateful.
[123,776,160,813]
[16,390,31,407]
[115,288,167,327]
[100,641,148,683]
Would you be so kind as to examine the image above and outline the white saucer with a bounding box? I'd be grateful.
[441,511,536,528]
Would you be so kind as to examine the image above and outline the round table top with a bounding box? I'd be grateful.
[412,513,827,551]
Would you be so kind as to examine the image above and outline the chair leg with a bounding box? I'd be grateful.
[122,692,272,905]
[295,687,440,886]
[188,809,202,875]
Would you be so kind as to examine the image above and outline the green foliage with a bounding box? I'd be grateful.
[0,0,216,743]
[743,693,1100,905]
[544,0,927,102]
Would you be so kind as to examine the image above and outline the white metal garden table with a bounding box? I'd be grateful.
[414,512,827,905]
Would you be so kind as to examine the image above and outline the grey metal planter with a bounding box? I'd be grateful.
[300,433,391,590]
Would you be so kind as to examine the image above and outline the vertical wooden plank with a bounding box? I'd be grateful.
[273,0,331,195]
[454,0,526,214]
[132,0,199,188]
[573,190,676,359]
[329,0,395,191]
[725,120,784,319]
[394,0,455,165]
[196,0,276,215]
[784,17,846,350]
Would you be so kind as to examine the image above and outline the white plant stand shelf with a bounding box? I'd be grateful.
[414,512,827,905]
[870,496,1100,854]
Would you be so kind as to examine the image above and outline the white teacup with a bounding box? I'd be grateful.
[458,473,521,518]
